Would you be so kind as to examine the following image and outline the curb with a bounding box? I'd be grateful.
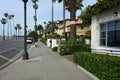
[76,65,99,80]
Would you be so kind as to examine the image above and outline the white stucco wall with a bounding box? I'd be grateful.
[91,5,120,55]
[47,38,65,48]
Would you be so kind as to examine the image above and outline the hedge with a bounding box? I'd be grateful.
[52,46,58,52]
[58,40,90,55]
[73,52,120,80]
[40,38,47,45]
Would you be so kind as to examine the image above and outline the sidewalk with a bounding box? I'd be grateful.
[0,41,96,80]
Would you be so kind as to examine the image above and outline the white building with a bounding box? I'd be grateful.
[91,5,120,56]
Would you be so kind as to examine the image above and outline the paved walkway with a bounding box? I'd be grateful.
[0,41,96,80]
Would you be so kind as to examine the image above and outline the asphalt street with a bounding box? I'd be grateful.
[0,40,24,69]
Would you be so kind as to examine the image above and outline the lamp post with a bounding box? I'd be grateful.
[22,0,29,60]
[32,0,38,32]
[1,18,7,40]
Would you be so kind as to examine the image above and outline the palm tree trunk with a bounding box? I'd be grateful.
[63,0,66,39]
[52,0,53,34]
[70,0,76,40]
[52,0,56,34]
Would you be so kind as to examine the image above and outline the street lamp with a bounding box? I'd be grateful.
[32,0,38,32]
[22,0,29,60]
[1,18,7,40]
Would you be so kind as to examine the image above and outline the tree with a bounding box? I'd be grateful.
[28,31,38,40]
[78,5,92,26]
[57,0,83,40]
[17,24,22,38]
[44,21,58,34]
[14,26,18,39]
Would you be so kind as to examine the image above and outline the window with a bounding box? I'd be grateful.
[100,20,120,47]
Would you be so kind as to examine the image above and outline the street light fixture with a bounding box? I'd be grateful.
[1,18,7,40]
[22,0,29,60]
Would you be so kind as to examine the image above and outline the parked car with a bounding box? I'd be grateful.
[26,38,33,44]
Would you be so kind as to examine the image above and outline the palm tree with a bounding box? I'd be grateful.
[57,0,83,40]
[52,0,56,34]
[45,21,58,34]
[11,15,15,39]
[1,18,7,40]
[4,13,9,40]
[14,26,18,39]
[19,26,22,37]
[17,24,22,38]
[32,0,39,32]
[8,15,12,40]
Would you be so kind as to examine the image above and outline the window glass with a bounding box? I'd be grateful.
[108,22,115,31]
[100,39,105,46]
[100,24,106,32]
[100,20,120,47]
[116,21,120,30]
[116,31,120,43]
[100,32,106,38]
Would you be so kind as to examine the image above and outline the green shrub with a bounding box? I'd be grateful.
[73,52,120,80]
[59,40,90,55]
[52,46,58,52]
[78,36,85,44]
[40,38,47,45]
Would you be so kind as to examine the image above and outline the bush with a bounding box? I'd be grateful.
[40,38,47,45]
[78,36,85,44]
[58,40,90,55]
[52,46,58,52]
[73,52,120,80]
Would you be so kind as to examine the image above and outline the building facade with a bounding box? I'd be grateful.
[55,19,90,37]
[91,5,120,55]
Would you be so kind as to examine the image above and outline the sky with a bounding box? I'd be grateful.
[0,0,97,36]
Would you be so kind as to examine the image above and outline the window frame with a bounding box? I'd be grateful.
[99,19,120,48]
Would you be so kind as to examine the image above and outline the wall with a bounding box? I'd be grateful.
[47,38,65,48]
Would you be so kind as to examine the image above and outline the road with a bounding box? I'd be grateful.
[0,40,24,69]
